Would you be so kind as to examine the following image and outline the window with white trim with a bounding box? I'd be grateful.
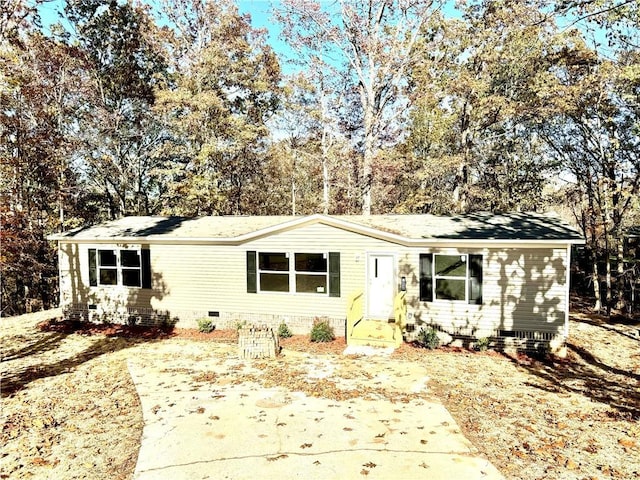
[120,250,142,287]
[89,248,143,287]
[256,252,328,294]
[295,253,327,294]
[435,254,467,301]
[98,250,118,285]
[259,252,290,292]
[420,253,483,304]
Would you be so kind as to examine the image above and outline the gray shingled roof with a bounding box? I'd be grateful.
[52,216,292,240]
[50,212,583,243]
[347,212,583,240]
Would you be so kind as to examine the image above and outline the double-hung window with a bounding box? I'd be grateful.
[247,251,340,296]
[435,255,467,301]
[295,253,327,294]
[259,252,290,292]
[420,253,483,304]
[97,250,118,285]
[89,248,150,288]
[120,250,142,287]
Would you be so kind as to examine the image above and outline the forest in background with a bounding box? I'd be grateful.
[1,0,639,317]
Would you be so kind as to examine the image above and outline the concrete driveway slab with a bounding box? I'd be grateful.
[129,341,504,480]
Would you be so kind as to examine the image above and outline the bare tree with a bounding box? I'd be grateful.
[277,0,443,214]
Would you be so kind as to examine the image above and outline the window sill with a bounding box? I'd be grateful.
[421,299,483,306]
[257,290,329,297]
[91,284,143,289]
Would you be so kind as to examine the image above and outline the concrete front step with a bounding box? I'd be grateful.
[348,336,398,348]
[349,319,402,347]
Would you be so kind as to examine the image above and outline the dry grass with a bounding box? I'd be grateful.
[1,313,145,479]
[1,306,638,479]
[393,312,640,479]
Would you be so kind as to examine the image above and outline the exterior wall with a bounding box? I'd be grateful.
[400,246,568,350]
[58,223,404,333]
[58,223,569,349]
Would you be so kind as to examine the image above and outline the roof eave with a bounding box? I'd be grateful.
[47,213,585,246]
[50,236,586,248]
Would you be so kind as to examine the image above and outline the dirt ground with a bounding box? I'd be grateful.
[1,306,638,480]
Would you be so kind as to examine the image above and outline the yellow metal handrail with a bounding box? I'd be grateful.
[393,291,407,334]
[346,290,364,339]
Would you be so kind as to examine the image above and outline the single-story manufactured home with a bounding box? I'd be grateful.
[49,212,584,353]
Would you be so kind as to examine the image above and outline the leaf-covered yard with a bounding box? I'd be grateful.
[413,314,640,479]
[1,308,638,479]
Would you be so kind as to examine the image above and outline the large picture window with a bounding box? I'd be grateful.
[420,253,483,304]
[248,251,339,296]
[89,248,150,288]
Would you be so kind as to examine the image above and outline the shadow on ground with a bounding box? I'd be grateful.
[506,335,640,420]
[1,320,173,398]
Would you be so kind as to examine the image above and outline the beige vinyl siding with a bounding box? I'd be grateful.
[59,224,408,328]
[58,222,568,337]
[58,242,157,319]
[403,247,568,338]
[147,223,406,321]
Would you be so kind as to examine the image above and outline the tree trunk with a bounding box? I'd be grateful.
[106,188,117,220]
[454,100,472,212]
[591,249,602,313]
[59,188,65,232]
[603,202,612,315]
[616,235,626,312]
[322,157,329,215]
[453,162,468,212]
[321,128,330,215]
[630,271,637,316]
[320,88,331,215]
[605,249,612,316]
[361,127,375,216]
[291,176,296,216]
[611,174,626,312]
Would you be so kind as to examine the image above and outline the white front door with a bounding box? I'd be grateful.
[367,254,395,319]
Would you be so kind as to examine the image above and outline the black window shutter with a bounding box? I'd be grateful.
[469,254,483,304]
[419,253,433,302]
[88,248,97,286]
[328,252,340,297]
[247,251,257,293]
[141,248,152,289]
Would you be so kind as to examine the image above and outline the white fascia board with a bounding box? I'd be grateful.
[411,239,586,248]
[52,236,585,250]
